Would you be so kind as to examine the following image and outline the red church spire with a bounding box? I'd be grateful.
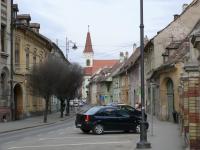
[83,25,94,53]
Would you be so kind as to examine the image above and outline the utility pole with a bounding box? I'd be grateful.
[136,0,151,148]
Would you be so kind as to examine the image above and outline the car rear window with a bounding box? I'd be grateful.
[85,107,101,115]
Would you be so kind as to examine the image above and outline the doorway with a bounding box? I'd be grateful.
[14,84,23,120]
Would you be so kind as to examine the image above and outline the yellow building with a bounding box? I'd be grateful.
[147,39,189,121]
[13,14,53,119]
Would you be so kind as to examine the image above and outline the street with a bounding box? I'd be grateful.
[0,117,139,150]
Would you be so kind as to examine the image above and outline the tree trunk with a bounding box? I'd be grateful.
[65,99,70,116]
[44,96,49,123]
[60,99,65,118]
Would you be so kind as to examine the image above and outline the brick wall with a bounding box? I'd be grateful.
[181,75,200,150]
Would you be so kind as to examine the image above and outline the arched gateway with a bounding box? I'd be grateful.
[14,84,23,120]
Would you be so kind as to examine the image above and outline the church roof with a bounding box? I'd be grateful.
[83,59,119,76]
[83,32,94,53]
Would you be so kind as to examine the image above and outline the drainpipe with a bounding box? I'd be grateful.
[10,0,14,120]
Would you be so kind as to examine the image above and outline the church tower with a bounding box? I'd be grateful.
[83,26,94,67]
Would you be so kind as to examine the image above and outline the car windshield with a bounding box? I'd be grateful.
[85,107,102,115]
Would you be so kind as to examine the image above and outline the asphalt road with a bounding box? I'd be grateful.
[0,117,140,150]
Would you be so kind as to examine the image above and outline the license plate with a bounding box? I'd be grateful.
[76,124,81,127]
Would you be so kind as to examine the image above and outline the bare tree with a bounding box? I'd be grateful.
[54,63,83,117]
[65,63,83,115]
[28,55,64,123]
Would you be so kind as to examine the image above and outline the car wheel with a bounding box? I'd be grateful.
[81,128,90,133]
[92,124,104,135]
[135,124,140,133]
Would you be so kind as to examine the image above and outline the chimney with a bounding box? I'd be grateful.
[174,14,179,20]
[120,52,124,63]
[144,35,149,45]
[125,51,129,60]
[30,23,40,33]
[182,4,188,12]
[133,43,137,52]
[16,14,31,26]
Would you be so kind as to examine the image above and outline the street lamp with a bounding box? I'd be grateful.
[136,0,151,149]
[66,37,78,59]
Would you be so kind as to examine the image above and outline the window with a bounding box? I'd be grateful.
[1,25,6,52]
[86,59,90,66]
[1,73,6,91]
[85,107,101,115]
[33,55,36,65]
[103,108,117,117]
[33,49,37,65]
[117,110,130,117]
[26,52,29,69]
[15,42,20,65]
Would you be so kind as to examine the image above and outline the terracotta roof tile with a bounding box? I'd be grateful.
[83,59,119,76]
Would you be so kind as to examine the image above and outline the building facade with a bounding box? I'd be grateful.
[13,14,54,119]
[144,1,200,121]
[0,0,12,121]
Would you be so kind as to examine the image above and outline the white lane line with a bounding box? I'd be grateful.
[5,141,16,144]
[39,135,133,141]
[7,141,130,149]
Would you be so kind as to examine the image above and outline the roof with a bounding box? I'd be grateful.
[84,59,119,76]
[84,67,93,76]
[144,0,199,49]
[90,67,112,83]
[83,32,94,53]
[149,38,190,80]
[166,41,182,49]
[152,0,199,39]
[165,38,189,64]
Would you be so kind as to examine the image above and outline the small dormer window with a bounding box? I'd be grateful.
[86,59,90,66]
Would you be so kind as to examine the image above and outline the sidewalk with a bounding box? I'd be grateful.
[138,115,186,150]
[0,105,90,134]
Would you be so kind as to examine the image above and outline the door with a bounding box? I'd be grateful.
[166,79,174,122]
[14,84,23,120]
[116,109,131,130]
[96,108,119,130]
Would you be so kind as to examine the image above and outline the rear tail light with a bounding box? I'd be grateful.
[85,115,90,122]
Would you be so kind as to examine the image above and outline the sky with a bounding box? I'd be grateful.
[14,0,193,66]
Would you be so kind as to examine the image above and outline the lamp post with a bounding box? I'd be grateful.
[66,37,77,59]
[136,0,151,148]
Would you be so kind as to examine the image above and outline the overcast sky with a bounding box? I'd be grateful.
[14,0,193,66]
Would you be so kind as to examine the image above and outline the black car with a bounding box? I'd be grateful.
[107,103,147,121]
[75,106,149,135]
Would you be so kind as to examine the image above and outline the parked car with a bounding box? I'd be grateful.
[107,103,147,121]
[75,106,149,135]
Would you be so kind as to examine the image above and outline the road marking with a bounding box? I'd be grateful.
[8,141,130,149]
[5,141,16,144]
[39,135,133,141]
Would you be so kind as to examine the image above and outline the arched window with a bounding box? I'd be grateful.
[33,50,37,65]
[1,25,6,52]
[1,72,6,91]
[86,59,90,66]
[25,48,30,69]
[15,42,20,66]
